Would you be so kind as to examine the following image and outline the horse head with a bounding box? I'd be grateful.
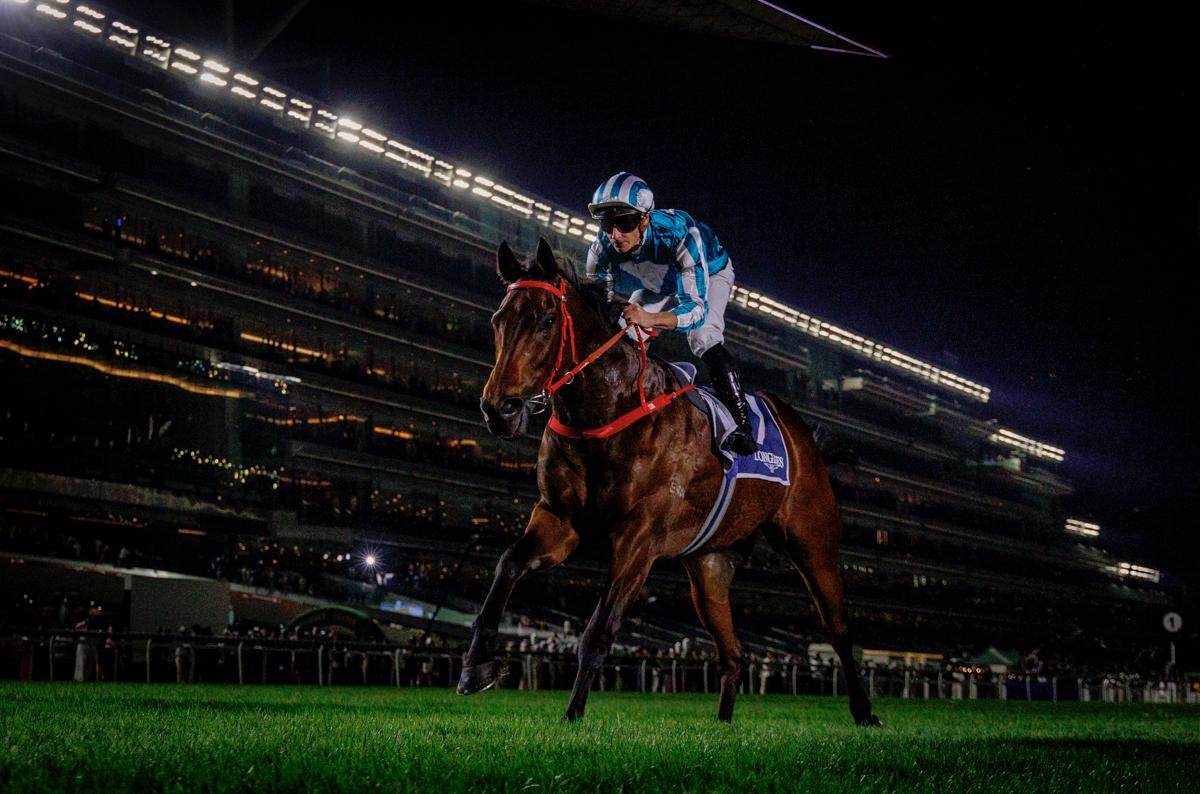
[480,237,569,438]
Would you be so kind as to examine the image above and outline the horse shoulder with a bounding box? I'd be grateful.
[536,433,587,514]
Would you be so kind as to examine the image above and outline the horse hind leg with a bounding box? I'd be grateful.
[761,520,881,727]
[682,552,743,721]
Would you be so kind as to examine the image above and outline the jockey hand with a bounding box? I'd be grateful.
[622,304,677,331]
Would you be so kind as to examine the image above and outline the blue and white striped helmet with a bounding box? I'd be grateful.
[588,172,654,219]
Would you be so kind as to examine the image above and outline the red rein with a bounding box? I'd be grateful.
[505,277,695,440]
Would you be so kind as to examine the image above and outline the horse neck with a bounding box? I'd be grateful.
[549,291,671,429]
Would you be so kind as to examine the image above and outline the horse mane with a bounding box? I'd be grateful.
[553,251,622,333]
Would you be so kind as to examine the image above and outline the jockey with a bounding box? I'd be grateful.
[585,172,757,456]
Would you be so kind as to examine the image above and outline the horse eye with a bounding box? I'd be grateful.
[538,312,555,332]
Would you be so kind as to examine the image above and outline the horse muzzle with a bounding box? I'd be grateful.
[480,396,529,439]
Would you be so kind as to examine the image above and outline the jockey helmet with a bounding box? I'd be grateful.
[588,172,654,219]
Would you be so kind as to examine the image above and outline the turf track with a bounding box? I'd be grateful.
[1,683,1198,792]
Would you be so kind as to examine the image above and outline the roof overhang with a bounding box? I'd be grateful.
[526,0,888,58]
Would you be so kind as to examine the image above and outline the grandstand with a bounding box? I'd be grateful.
[0,0,1182,678]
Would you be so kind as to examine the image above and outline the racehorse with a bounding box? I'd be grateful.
[458,238,880,726]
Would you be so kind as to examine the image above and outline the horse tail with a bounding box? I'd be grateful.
[757,392,858,470]
[811,422,859,470]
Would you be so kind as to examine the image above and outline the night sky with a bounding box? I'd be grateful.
[101,2,1199,584]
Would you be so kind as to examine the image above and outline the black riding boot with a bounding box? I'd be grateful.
[701,344,757,456]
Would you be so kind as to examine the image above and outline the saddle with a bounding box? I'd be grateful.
[662,359,791,484]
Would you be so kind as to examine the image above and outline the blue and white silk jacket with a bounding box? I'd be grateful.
[585,209,730,332]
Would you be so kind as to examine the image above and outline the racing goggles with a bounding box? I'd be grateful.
[600,212,644,234]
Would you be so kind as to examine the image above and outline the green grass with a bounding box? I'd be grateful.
[1,684,1198,792]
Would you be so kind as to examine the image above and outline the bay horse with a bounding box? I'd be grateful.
[458,237,880,726]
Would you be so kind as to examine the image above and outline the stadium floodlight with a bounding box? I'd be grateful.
[36,3,67,19]
[1112,562,1161,583]
[987,428,1065,462]
[1064,518,1100,537]
[358,548,382,571]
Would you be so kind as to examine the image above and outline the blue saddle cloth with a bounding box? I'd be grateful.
[665,361,791,557]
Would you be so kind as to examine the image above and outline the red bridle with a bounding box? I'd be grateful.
[502,277,694,440]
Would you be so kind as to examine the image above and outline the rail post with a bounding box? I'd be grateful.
[903,668,910,699]
[317,645,324,686]
[237,642,244,685]
[1052,677,1058,702]
[48,637,55,682]
[672,659,678,694]
[832,666,838,697]
[703,661,709,693]
[869,669,875,699]
[394,650,402,688]
[639,659,647,692]
[145,639,153,683]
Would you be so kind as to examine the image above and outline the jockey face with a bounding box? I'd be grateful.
[604,211,647,255]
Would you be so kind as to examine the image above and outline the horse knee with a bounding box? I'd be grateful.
[494,547,526,581]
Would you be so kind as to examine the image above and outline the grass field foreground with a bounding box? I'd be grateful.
[2,683,1198,791]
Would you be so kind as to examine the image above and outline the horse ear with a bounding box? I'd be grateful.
[496,241,525,284]
[533,237,558,281]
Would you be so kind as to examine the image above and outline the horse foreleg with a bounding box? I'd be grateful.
[458,503,579,695]
[683,552,743,722]
[562,543,656,722]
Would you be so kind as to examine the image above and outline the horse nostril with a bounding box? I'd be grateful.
[498,397,525,418]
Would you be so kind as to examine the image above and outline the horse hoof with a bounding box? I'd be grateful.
[456,661,498,695]
[856,713,883,728]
